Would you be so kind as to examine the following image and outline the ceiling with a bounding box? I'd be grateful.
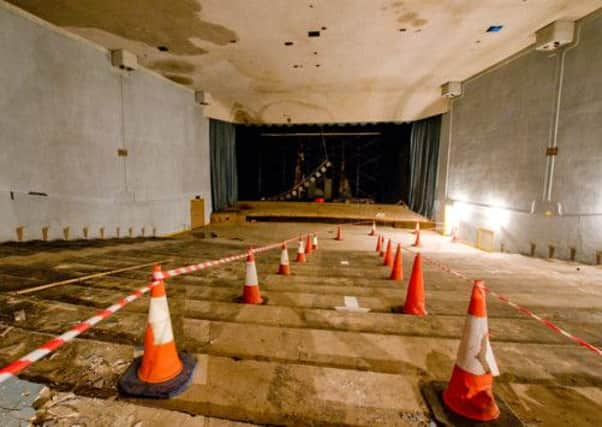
[6,0,602,124]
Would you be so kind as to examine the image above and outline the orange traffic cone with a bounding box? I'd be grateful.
[295,237,306,263]
[443,280,500,421]
[383,239,393,267]
[312,234,319,250]
[412,221,420,234]
[242,249,263,304]
[335,225,343,240]
[403,253,427,315]
[412,228,421,247]
[389,244,403,281]
[375,234,382,253]
[369,221,376,236]
[305,234,313,255]
[278,243,290,275]
[138,268,183,383]
[118,264,196,398]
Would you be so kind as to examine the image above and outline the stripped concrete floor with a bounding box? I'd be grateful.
[0,222,601,426]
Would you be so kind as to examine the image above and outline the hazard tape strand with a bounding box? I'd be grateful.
[383,233,602,357]
[153,237,299,281]
[0,233,312,384]
[0,282,157,384]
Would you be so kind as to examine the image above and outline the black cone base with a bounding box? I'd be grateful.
[118,352,197,399]
[421,381,524,426]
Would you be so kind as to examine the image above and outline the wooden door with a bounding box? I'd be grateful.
[190,199,205,228]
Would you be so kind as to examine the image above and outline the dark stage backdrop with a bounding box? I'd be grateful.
[236,123,412,204]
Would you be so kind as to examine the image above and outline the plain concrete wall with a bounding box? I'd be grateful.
[0,4,212,241]
[437,9,602,263]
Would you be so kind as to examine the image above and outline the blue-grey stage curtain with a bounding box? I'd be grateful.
[408,115,441,218]
[210,119,238,211]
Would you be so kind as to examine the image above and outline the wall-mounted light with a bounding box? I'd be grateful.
[453,201,472,223]
[485,205,510,229]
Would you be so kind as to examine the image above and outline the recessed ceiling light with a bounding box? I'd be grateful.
[487,25,504,32]
[321,26,327,30]
[399,28,407,32]
[157,46,169,52]
[229,39,237,44]
[285,41,294,46]
[308,30,320,37]
[313,51,318,55]
[315,64,320,68]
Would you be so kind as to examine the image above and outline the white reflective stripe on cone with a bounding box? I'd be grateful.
[456,316,499,376]
[280,249,289,264]
[245,262,258,286]
[298,241,304,254]
[148,296,174,345]
[313,236,318,246]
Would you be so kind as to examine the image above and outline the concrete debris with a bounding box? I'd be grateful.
[0,325,14,337]
[31,389,241,426]
[398,411,430,425]
[13,310,26,323]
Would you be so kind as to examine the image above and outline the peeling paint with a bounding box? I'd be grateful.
[6,0,237,54]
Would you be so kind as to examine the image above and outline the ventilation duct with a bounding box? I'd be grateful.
[110,49,138,71]
[441,81,462,98]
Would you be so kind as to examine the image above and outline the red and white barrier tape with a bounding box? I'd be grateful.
[0,281,159,384]
[428,256,602,356]
[0,234,310,384]
[152,237,299,280]
[379,232,602,357]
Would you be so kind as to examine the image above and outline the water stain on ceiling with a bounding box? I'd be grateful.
[150,59,197,74]
[397,11,428,27]
[231,102,260,124]
[7,0,237,54]
[257,100,335,123]
[164,74,194,85]
[5,0,601,124]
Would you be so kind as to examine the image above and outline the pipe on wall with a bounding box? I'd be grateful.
[539,22,582,209]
